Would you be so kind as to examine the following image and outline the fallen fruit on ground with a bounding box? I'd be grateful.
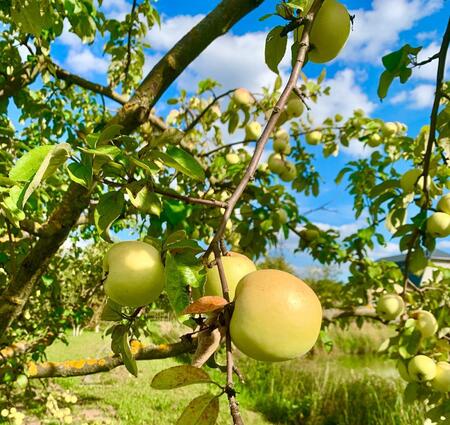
[103,240,165,307]
[204,252,256,300]
[408,355,437,382]
[230,269,322,361]
[376,294,405,321]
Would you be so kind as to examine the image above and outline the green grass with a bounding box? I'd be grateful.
[7,322,427,425]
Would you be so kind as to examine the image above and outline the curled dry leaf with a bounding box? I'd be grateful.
[182,296,228,315]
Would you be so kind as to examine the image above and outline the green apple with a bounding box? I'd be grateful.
[437,193,450,214]
[382,122,398,137]
[276,110,289,127]
[413,310,438,338]
[432,361,450,392]
[279,161,297,182]
[286,94,304,118]
[397,361,412,382]
[273,129,291,154]
[276,208,288,224]
[426,212,450,237]
[268,153,285,174]
[408,355,437,382]
[305,130,322,145]
[230,269,322,361]
[300,229,319,242]
[225,153,240,164]
[14,374,28,389]
[232,88,254,107]
[376,294,405,321]
[367,133,382,147]
[400,169,422,192]
[205,251,256,300]
[245,121,262,140]
[103,241,165,307]
[307,0,351,63]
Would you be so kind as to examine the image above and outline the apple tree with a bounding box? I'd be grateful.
[0,0,449,424]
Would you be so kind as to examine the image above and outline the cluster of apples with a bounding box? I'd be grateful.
[102,242,322,362]
[366,122,406,148]
[427,194,450,238]
[268,128,297,182]
[376,294,449,392]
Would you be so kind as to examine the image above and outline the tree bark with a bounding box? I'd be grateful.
[0,0,265,336]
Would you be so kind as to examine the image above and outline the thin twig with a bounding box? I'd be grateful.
[412,52,440,67]
[123,0,138,89]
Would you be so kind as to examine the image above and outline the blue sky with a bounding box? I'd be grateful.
[43,0,449,276]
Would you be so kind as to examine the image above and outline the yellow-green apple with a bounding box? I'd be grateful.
[232,88,254,107]
[412,310,438,338]
[273,129,291,154]
[397,361,412,382]
[245,121,262,140]
[307,0,350,63]
[103,241,165,307]
[305,130,322,145]
[400,169,422,192]
[268,153,285,174]
[376,294,405,321]
[277,208,288,224]
[300,229,319,242]
[286,94,304,118]
[279,161,297,182]
[204,252,256,300]
[408,355,437,382]
[230,269,322,361]
[225,153,240,164]
[382,122,398,137]
[432,361,450,392]
[426,212,450,237]
[367,133,382,147]
[437,193,450,214]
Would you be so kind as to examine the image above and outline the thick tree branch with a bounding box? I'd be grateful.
[0,0,265,336]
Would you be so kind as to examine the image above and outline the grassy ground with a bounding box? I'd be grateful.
[15,322,426,425]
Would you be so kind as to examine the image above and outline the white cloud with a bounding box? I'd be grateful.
[391,83,435,109]
[308,68,376,123]
[370,242,400,260]
[64,48,109,76]
[413,41,448,81]
[100,0,130,20]
[341,139,377,159]
[416,31,438,42]
[341,0,443,63]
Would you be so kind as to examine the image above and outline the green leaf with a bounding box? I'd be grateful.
[11,0,53,36]
[1,186,25,227]
[166,240,204,254]
[176,393,219,425]
[129,157,159,175]
[377,70,395,100]
[126,186,161,216]
[265,26,287,74]
[67,162,93,188]
[21,144,71,207]
[94,191,124,239]
[165,252,206,314]
[111,324,128,355]
[403,382,419,404]
[9,145,54,181]
[101,299,123,321]
[98,124,124,144]
[166,230,187,245]
[0,176,18,187]
[151,365,211,390]
[80,146,121,160]
[110,324,138,377]
[150,148,205,181]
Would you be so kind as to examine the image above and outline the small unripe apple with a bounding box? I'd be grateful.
[276,110,289,127]
[400,169,422,192]
[14,374,28,389]
[432,361,450,392]
[230,269,322,361]
[397,361,412,382]
[245,121,262,141]
[413,310,438,338]
[382,122,398,137]
[232,88,254,108]
[408,355,437,382]
[367,133,382,147]
[103,241,165,307]
[308,0,350,63]
[226,153,240,165]
[273,130,291,154]
[300,229,319,242]
[276,208,288,224]
[268,153,285,174]
[437,193,450,214]
[426,212,450,237]
[286,95,304,118]
[205,252,256,300]
[305,130,322,145]
[279,161,297,182]
[376,294,405,321]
